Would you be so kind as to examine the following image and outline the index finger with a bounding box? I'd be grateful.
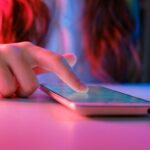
[30,46,88,92]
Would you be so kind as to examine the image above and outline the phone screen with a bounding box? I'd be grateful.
[43,84,149,103]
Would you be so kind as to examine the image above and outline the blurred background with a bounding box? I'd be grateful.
[138,0,150,82]
[45,0,150,83]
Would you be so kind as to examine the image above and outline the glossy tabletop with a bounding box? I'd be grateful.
[0,84,150,150]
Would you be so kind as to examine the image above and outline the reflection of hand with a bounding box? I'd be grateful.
[0,42,87,97]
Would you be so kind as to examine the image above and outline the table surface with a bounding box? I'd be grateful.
[0,84,150,150]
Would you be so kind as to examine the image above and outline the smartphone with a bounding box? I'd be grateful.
[40,84,150,116]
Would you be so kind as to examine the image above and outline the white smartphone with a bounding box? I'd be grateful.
[40,84,150,116]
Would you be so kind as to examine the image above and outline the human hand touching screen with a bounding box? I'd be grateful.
[0,42,87,97]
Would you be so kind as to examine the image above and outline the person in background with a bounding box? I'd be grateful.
[0,0,140,97]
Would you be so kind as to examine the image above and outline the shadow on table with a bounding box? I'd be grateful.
[89,114,150,122]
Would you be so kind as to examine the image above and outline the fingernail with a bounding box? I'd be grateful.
[79,84,89,93]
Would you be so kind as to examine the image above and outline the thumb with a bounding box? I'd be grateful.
[63,53,77,67]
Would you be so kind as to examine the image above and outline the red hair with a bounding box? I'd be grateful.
[0,0,50,46]
[82,0,141,82]
[0,0,140,82]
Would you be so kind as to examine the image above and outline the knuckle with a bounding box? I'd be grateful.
[0,42,32,56]
[0,43,15,50]
[19,41,33,47]
[0,44,13,54]
[0,44,21,56]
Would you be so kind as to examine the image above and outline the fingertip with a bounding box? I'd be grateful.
[77,84,89,93]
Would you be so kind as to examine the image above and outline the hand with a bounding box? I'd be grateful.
[0,42,88,97]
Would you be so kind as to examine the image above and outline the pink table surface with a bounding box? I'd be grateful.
[0,84,150,150]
